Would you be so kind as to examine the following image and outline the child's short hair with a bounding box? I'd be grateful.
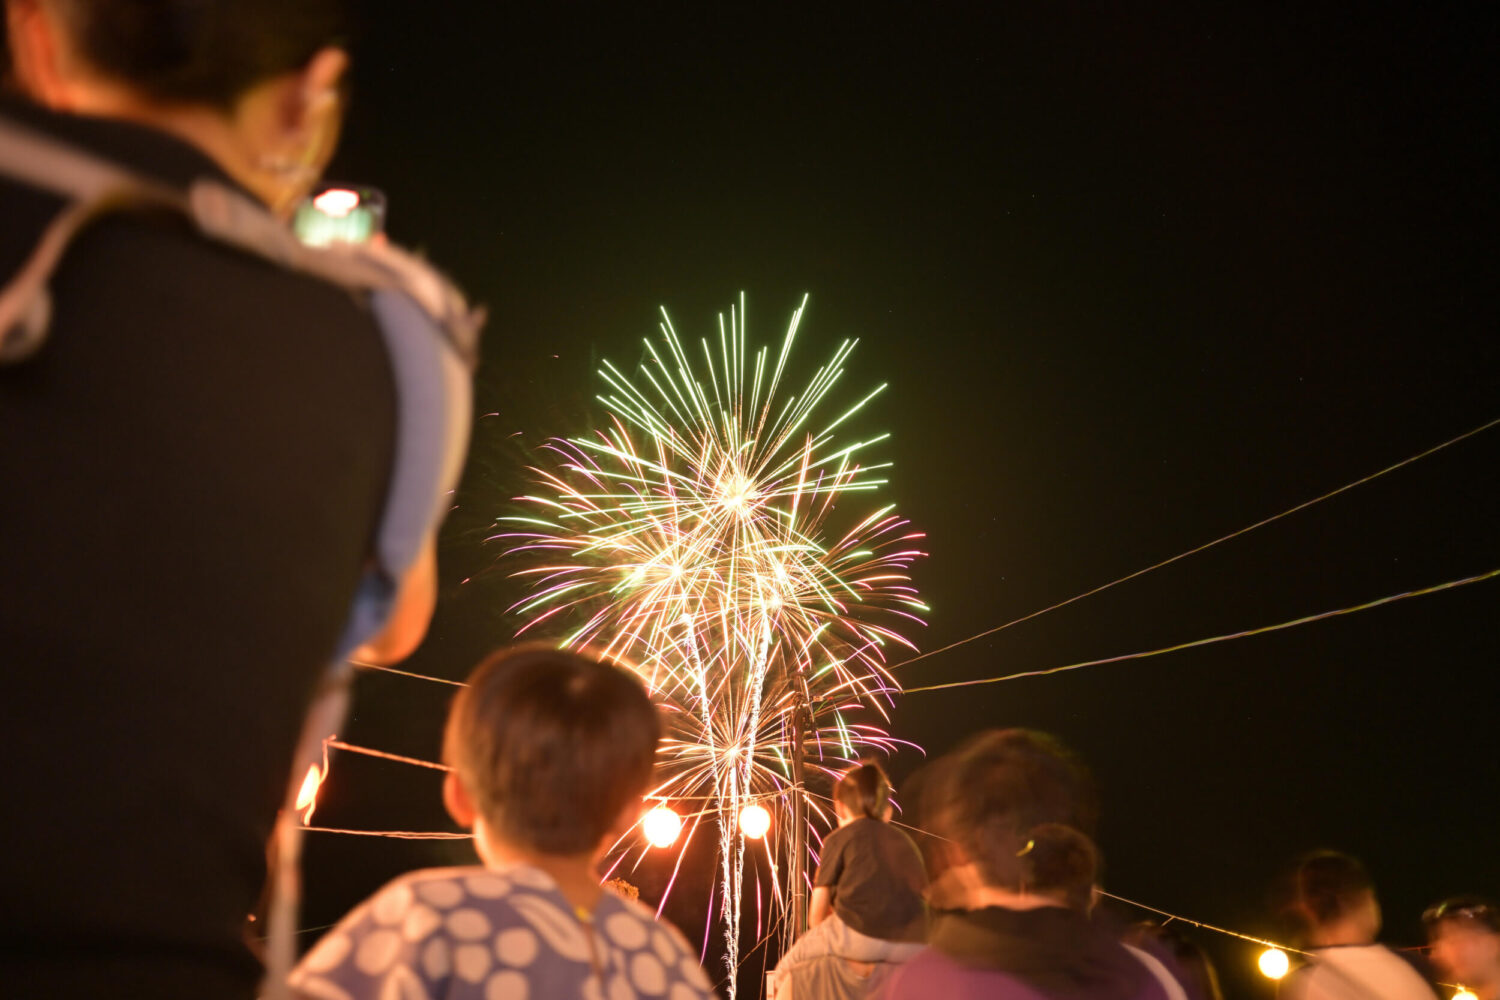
[834,762,891,820]
[443,644,660,855]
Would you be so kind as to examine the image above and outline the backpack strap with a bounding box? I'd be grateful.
[1123,943,1190,1000]
[0,112,482,654]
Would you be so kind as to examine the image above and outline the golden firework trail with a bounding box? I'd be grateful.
[496,294,926,995]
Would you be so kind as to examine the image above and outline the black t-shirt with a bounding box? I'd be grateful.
[0,101,396,998]
[815,817,929,942]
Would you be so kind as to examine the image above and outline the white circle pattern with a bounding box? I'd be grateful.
[455,943,492,983]
[401,904,441,943]
[484,969,530,1000]
[630,951,667,995]
[415,878,465,909]
[447,907,492,940]
[420,941,447,983]
[494,927,539,967]
[355,929,403,975]
[378,964,429,1000]
[651,930,675,966]
[467,873,511,898]
[608,972,635,1000]
[301,932,351,973]
[508,866,553,890]
[603,912,649,950]
[420,938,450,980]
[372,884,414,926]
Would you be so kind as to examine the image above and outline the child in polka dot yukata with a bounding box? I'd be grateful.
[289,645,718,1000]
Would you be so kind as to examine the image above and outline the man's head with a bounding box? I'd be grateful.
[4,0,350,215]
[923,728,1097,893]
[1425,897,1500,990]
[442,645,661,859]
[1274,851,1381,946]
[833,762,890,823]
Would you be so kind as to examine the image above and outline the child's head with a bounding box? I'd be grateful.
[442,644,660,857]
[833,762,891,823]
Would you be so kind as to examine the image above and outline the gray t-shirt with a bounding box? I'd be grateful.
[815,819,928,942]
[290,864,717,1000]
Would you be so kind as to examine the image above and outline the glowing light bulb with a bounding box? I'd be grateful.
[294,763,324,825]
[739,803,771,839]
[1453,990,1477,1000]
[312,188,361,218]
[642,805,683,848]
[1258,948,1290,980]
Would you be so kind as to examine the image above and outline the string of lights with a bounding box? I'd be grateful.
[297,740,1482,995]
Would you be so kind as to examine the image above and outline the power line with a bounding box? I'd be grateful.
[903,567,1499,695]
[890,415,1499,673]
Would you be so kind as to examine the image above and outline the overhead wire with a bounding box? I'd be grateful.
[889,414,1499,672]
[903,567,1499,695]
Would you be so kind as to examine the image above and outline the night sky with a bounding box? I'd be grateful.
[306,5,1499,997]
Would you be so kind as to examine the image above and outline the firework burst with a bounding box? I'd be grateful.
[496,294,926,996]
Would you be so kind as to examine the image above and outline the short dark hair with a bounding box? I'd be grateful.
[927,729,1097,889]
[444,645,661,856]
[44,0,349,108]
[834,762,890,821]
[1274,851,1374,932]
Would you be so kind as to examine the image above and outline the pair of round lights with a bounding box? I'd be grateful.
[640,803,771,848]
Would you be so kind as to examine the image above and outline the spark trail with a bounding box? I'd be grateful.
[496,294,926,997]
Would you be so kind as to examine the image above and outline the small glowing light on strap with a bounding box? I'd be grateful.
[313,188,361,218]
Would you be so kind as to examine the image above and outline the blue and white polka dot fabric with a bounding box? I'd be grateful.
[290,865,718,1000]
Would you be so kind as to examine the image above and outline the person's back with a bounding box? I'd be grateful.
[887,907,1172,1000]
[0,2,462,994]
[294,865,712,999]
[0,99,395,994]
[1287,945,1435,1000]
[818,816,928,944]
[1273,852,1437,1000]
[770,763,927,999]
[884,730,1176,1000]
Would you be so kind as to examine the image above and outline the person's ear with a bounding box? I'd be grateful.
[6,0,72,107]
[443,771,476,829]
[235,45,347,215]
[283,46,347,138]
